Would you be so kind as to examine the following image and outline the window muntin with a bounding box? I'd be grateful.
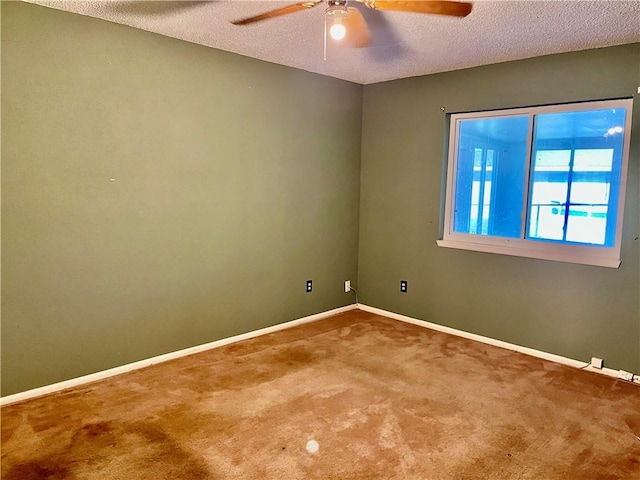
[440,99,633,268]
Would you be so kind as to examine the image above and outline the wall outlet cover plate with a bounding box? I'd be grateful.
[591,357,603,369]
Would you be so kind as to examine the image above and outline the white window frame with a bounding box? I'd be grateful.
[437,99,633,268]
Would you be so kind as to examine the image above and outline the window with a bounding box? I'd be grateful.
[438,99,633,268]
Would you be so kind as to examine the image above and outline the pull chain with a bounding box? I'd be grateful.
[323,14,327,60]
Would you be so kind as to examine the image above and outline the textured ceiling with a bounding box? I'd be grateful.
[26,0,640,84]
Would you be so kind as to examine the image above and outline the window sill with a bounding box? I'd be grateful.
[436,239,621,268]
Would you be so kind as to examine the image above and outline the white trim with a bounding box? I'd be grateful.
[358,304,625,380]
[441,98,633,269]
[0,304,357,406]
[436,239,621,268]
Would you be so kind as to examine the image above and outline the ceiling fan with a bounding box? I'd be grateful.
[232,0,473,53]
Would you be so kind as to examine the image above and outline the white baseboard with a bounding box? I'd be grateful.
[4,302,633,406]
[1,304,358,407]
[358,304,624,381]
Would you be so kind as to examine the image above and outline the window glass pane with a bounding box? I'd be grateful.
[527,109,626,246]
[453,116,529,238]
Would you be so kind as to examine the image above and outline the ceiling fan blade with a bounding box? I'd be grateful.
[350,3,407,61]
[232,1,322,26]
[344,7,372,48]
[364,0,472,17]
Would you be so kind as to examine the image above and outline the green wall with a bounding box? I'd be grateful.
[359,44,640,373]
[1,2,362,396]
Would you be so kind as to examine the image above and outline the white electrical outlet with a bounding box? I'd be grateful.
[591,357,603,369]
[618,370,634,382]
[344,280,351,293]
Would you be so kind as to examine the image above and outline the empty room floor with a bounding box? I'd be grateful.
[2,309,639,479]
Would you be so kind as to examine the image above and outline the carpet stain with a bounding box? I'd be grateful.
[72,422,115,446]
[3,459,70,480]
[271,345,321,366]
[625,414,640,432]
[121,422,212,479]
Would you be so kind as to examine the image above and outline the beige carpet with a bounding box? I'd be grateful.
[2,309,639,479]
